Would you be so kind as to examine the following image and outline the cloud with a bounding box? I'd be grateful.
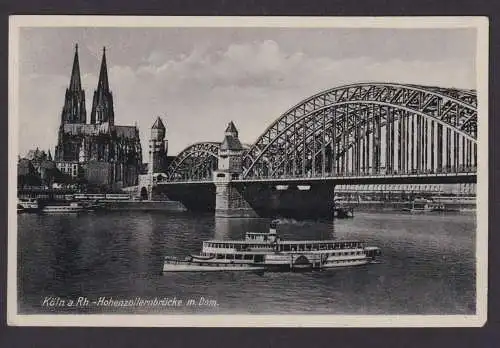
[18,73,67,155]
[18,39,476,159]
[135,40,475,90]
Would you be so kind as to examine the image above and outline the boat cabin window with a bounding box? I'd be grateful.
[244,254,253,260]
[254,255,264,263]
[216,254,224,259]
[235,254,242,260]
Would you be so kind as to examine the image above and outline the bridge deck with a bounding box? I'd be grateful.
[158,171,477,185]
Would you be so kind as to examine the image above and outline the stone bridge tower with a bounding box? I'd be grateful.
[217,121,243,177]
[213,121,257,217]
[138,116,168,201]
[148,116,168,175]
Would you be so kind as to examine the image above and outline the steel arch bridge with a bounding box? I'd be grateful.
[166,82,477,182]
[166,142,220,181]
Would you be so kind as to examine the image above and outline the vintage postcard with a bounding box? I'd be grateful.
[8,16,488,327]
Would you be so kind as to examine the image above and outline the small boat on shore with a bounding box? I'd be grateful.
[163,221,381,273]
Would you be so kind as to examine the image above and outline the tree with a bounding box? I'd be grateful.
[74,166,88,191]
[17,173,42,188]
[53,169,73,186]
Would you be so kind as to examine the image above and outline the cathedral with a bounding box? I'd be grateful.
[54,45,143,189]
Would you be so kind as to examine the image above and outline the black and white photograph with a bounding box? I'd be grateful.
[8,16,488,327]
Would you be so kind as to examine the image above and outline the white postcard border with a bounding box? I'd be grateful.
[7,15,489,327]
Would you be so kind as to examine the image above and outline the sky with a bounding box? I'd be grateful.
[17,27,477,160]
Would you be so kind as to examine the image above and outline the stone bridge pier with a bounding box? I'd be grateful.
[214,173,258,218]
[214,178,336,219]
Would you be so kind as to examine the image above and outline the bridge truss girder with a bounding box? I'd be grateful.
[243,83,477,179]
[165,142,220,181]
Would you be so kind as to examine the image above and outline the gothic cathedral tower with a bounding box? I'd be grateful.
[55,44,86,162]
[90,47,115,125]
[148,116,168,174]
[60,44,86,124]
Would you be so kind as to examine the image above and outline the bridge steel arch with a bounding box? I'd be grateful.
[242,82,477,179]
[166,142,220,181]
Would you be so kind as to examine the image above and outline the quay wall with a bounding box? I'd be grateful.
[99,200,187,212]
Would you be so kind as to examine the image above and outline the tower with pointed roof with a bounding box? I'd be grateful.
[218,121,243,174]
[60,44,86,124]
[213,121,257,217]
[148,116,168,174]
[90,47,115,125]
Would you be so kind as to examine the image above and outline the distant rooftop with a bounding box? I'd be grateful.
[225,121,238,135]
[220,135,243,151]
[152,116,166,130]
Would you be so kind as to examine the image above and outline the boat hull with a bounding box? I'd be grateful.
[41,208,87,213]
[17,207,40,213]
[321,258,372,268]
[163,261,265,272]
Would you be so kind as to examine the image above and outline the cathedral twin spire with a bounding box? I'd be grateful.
[69,44,82,92]
[90,47,114,125]
[61,44,114,126]
[61,44,86,124]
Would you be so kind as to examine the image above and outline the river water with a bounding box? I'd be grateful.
[17,211,476,315]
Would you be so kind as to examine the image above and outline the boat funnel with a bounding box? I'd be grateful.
[269,220,279,242]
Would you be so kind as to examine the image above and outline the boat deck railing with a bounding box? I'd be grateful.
[204,239,365,245]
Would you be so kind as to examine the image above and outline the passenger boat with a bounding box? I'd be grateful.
[41,202,87,214]
[17,198,40,213]
[163,221,381,272]
[402,199,458,213]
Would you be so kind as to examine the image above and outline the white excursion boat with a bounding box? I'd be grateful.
[17,198,40,213]
[163,221,381,273]
[41,202,87,213]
